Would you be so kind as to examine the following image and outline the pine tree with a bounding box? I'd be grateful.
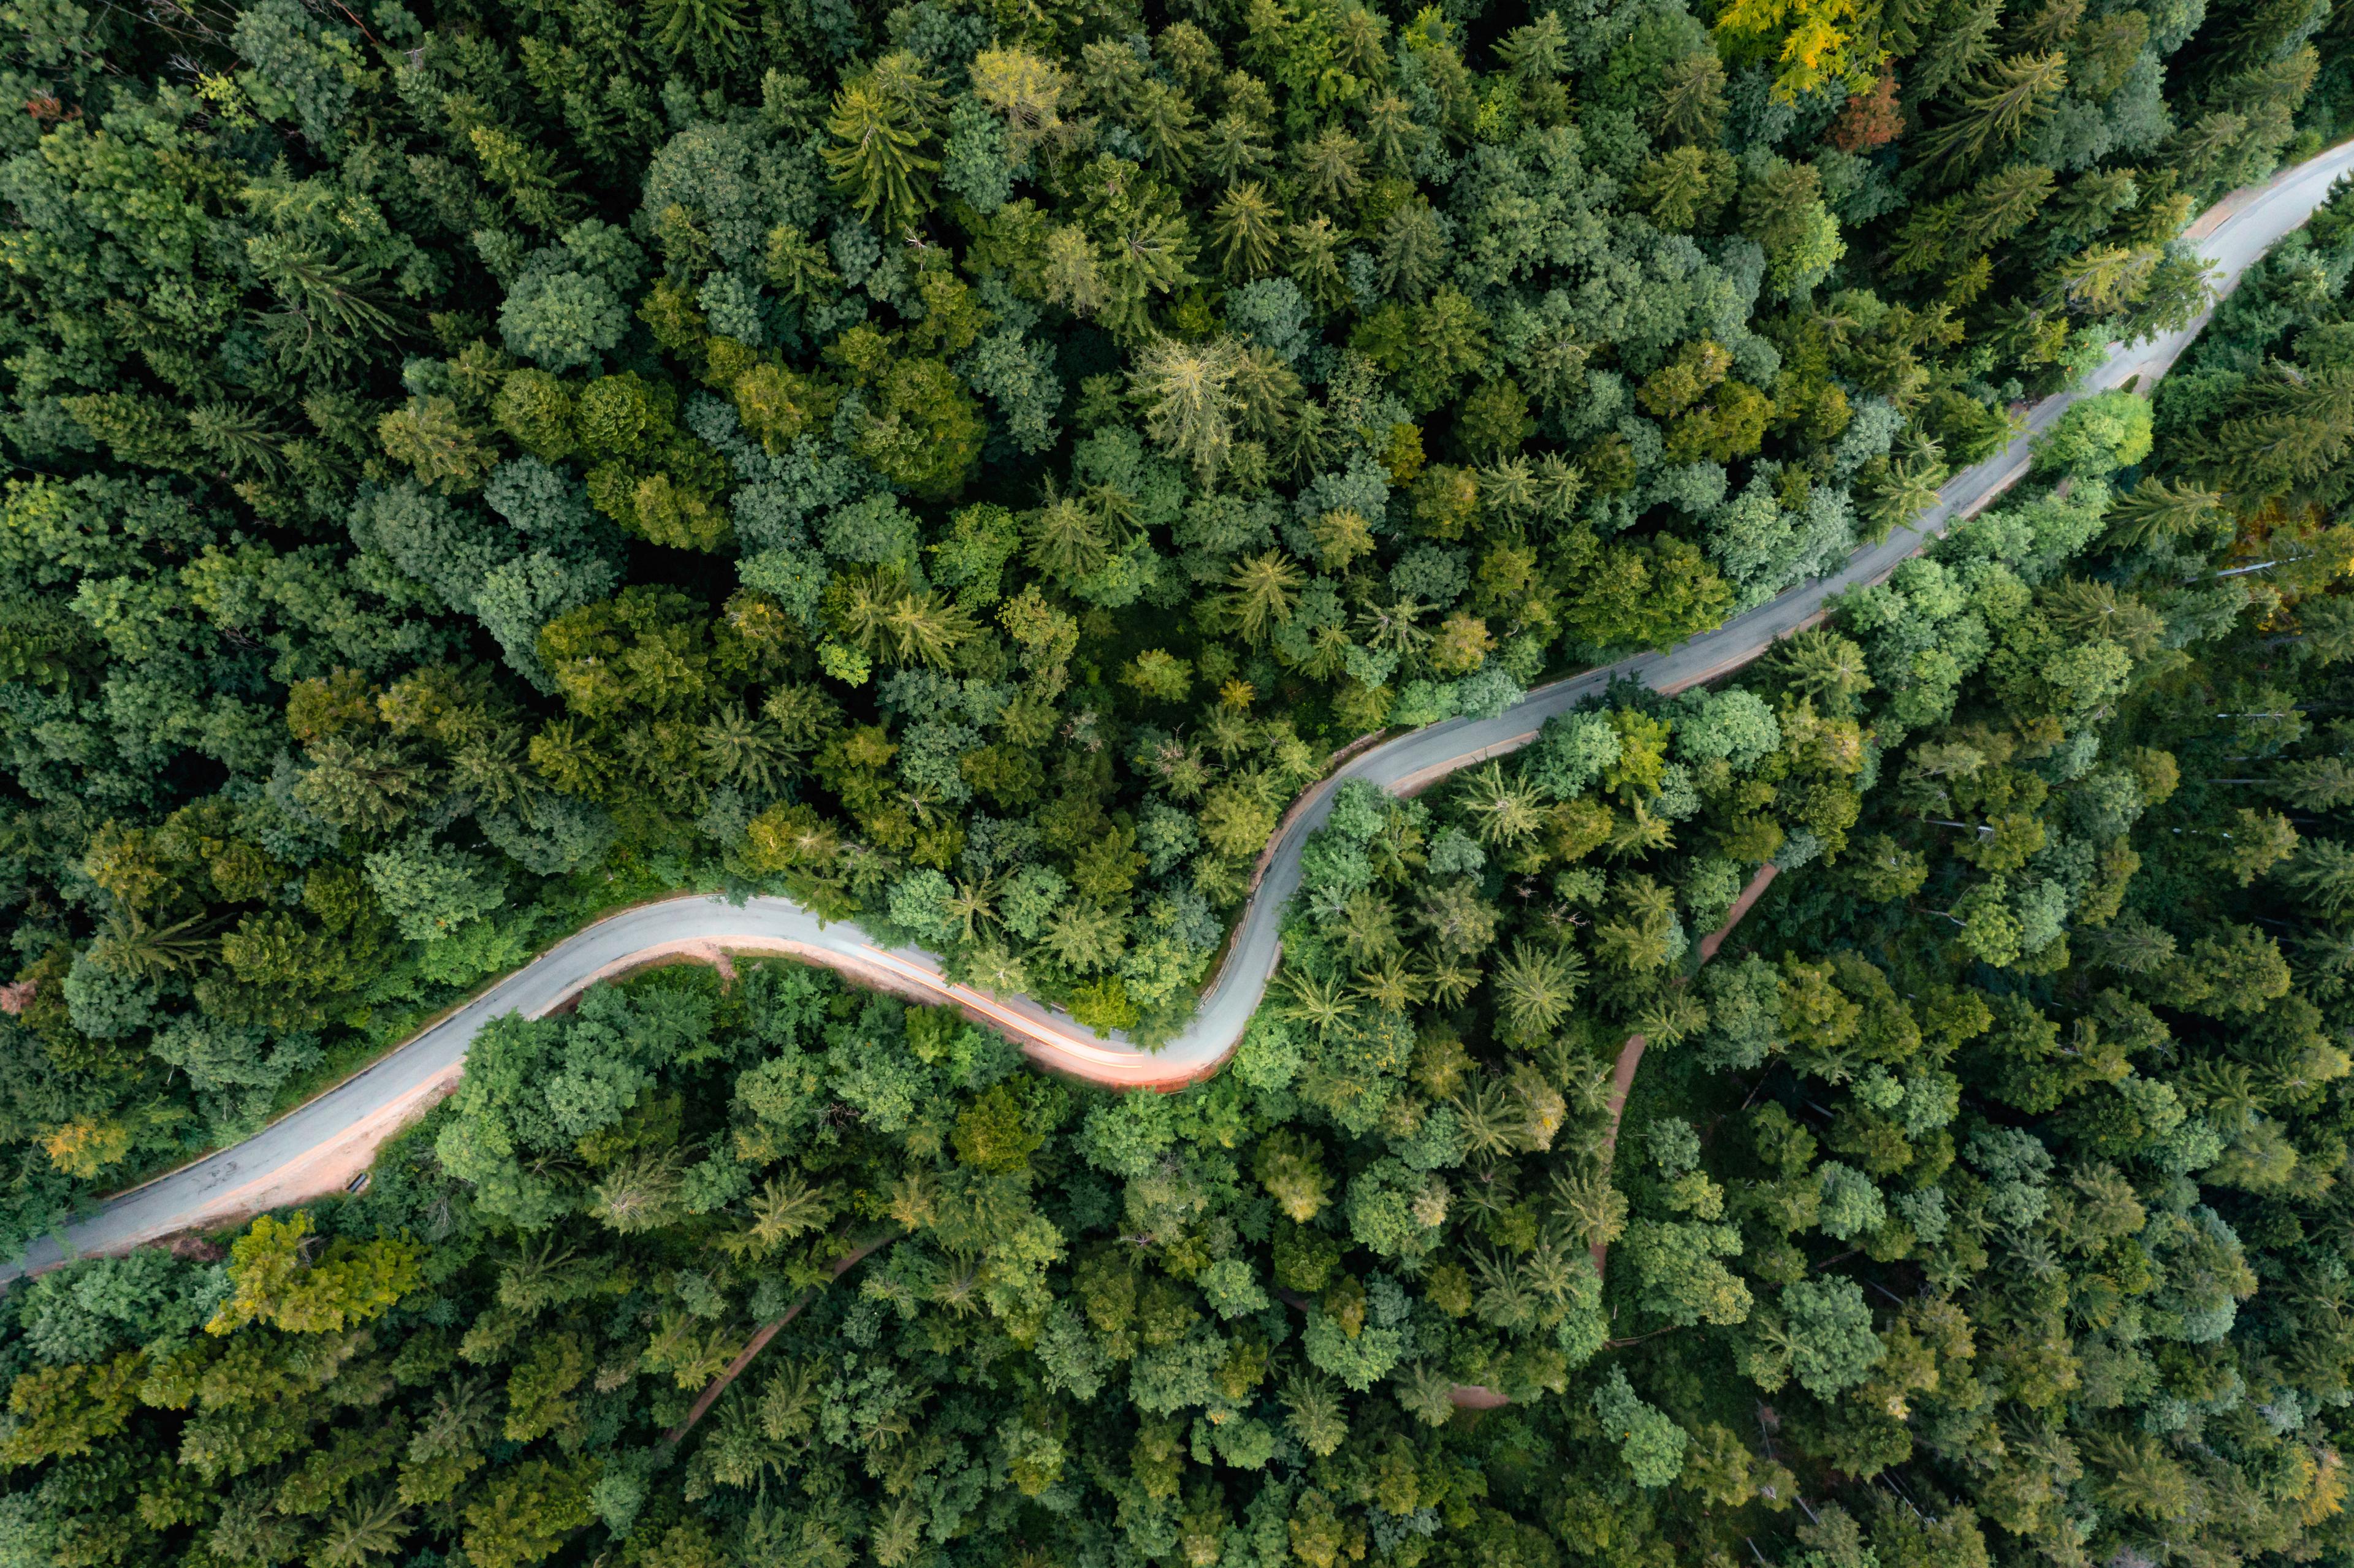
[1130,81,1202,181]
[2291,596,2354,665]
[1285,215,1351,311]
[1651,50,1729,142]
[1773,628,1876,710]
[1293,127,1367,208]
[1133,336,1245,481]
[1280,969,1357,1038]
[1951,163,2058,254]
[2279,839,2354,911]
[698,706,792,795]
[1638,146,1737,233]
[1918,51,2070,173]
[1376,201,1449,298]
[1213,183,1284,278]
[643,0,748,73]
[825,56,943,232]
[2105,476,2225,548]
[969,45,1072,161]
[1493,941,1586,1038]
[1219,550,1306,642]
[2194,368,2354,496]
[1203,111,1276,183]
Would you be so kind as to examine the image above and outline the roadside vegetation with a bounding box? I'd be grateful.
[2,0,2334,1243]
[10,0,2354,1564]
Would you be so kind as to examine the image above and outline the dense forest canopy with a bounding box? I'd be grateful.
[13,257,2354,1561]
[10,0,2354,1565]
[2,0,2339,1247]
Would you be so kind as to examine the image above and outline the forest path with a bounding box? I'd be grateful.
[7,140,2351,1282]
[1588,862,1780,1276]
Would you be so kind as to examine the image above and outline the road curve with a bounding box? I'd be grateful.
[8,142,2351,1281]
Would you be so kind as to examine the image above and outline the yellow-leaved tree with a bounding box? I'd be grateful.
[206,1210,424,1334]
[1712,0,1875,102]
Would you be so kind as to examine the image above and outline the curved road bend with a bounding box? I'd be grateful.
[9,142,2352,1281]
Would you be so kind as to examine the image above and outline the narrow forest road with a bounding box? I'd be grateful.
[7,142,2352,1282]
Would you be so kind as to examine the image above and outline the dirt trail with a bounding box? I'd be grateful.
[19,139,2352,1284]
[1450,861,1780,1409]
[1590,863,1780,1275]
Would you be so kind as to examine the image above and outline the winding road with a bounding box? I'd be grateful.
[8,142,2351,1282]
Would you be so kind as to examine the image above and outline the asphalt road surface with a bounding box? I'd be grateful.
[9,140,2352,1281]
